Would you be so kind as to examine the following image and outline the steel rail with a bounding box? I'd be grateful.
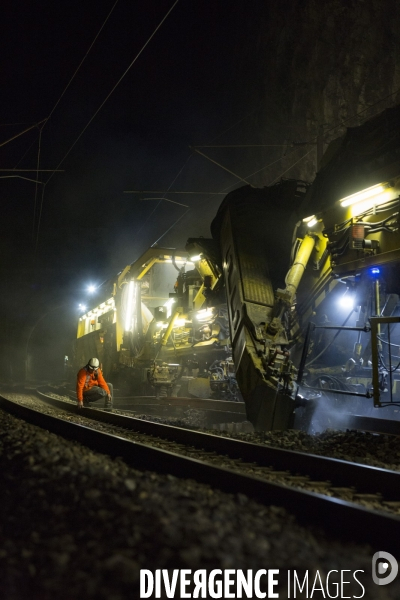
[62,388,247,413]
[36,388,400,501]
[1,394,400,553]
[46,388,248,427]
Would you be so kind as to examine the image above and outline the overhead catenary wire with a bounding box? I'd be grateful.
[268,147,315,185]
[243,145,302,181]
[178,87,400,196]
[30,1,120,251]
[140,197,188,207]
[200,87,400,170]
[190,147,251,185]
[151,209,191,247]
[0,120,46,149]
[131,147,193,243]
[126,103,266,244]
[13,133,42,170]
[35,0,180,251]
[45,0,180,188]
[127,66,400,256]
[126,82,400,256]
[139,149,304,256]
[44,0,120,128]
[191,136,315,195]
[151,138,319,248]
[21,3,120,169]
[124,108,267,197]
[212,144,314,196]
[187,132,319,186]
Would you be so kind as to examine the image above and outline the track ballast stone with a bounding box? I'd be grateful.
[0,408,400,599]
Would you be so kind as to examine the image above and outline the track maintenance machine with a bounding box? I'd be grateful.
[74,247,238,402]
[75,106,400,430]
[191,105,400,430]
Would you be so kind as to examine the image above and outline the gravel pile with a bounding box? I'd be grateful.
[1,408,400,600]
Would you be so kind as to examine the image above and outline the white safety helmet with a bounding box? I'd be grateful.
[88,357,100,370]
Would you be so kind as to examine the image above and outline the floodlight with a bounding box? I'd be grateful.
[339,183,391,207]
[338,292,354,309]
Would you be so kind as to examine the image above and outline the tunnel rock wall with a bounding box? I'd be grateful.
[234,0,400,186]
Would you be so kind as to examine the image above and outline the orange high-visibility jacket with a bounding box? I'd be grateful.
[76,367,110,402]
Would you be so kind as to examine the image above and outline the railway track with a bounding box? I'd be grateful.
[62,385,400,436]
[1,388,400,554]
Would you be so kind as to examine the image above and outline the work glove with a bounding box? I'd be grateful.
[77,400,83,409]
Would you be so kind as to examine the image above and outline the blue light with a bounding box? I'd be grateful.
[369,267,380,276]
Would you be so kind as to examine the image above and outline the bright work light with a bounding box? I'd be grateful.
[339,183,391,207]
[125,280,134,331]
[302,215,318,228]
[196,308,214,321]
[338,292,354,310]
[163,297,176,318]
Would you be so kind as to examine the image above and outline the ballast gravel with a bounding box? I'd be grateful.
[44,389,400,472]
[137,414,400,472]
[5,393,400,515]
[1,397,400,599]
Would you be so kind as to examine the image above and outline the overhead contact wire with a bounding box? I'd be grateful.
[141,83,400,251]
[35,0,179,253]
[33,0,120,250]
[45,0,180,187]
[151,209,191,247]
[44,0,120,127]
[268,147,315,185]
[134,103,266,243]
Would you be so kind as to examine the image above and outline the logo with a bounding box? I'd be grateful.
[372,551,398,586]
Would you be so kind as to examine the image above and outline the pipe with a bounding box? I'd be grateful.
[375,279,381,349]
[161,310,181,346]
[283,234,316,303]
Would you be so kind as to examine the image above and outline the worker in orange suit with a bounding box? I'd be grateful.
[76,357,113,410]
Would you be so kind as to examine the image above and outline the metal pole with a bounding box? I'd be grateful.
[370,317,381,407]
[375,279,381,349]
